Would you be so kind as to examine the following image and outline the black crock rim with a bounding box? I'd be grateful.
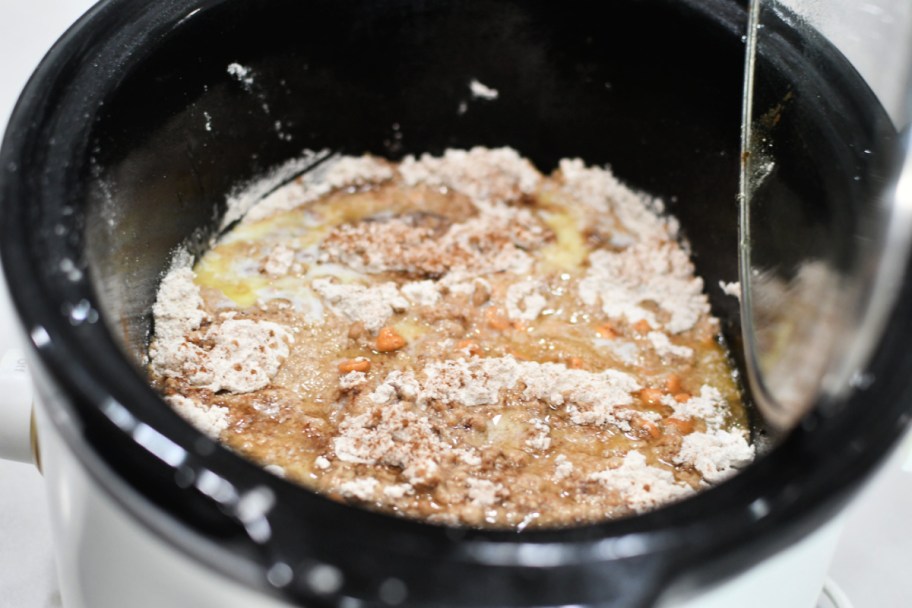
[2,0,911,605]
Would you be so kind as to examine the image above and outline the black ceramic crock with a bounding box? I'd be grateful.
[2,0,910,606]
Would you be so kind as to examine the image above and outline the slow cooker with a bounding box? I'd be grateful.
[1,0,911,606]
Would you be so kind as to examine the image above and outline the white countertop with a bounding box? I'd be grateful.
[0,2,909,607]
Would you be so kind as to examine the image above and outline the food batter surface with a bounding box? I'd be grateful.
[148,147,753,528]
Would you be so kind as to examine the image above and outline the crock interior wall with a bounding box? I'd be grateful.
[84,0,751,369]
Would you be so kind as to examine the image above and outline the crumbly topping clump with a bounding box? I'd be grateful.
[578,243,709,334]
[320,203,546,278]
[399,147,541,203]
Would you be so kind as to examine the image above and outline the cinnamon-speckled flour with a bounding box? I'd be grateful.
[147,147,753,528]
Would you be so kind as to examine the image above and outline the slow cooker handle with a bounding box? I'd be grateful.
[0,348,36,464]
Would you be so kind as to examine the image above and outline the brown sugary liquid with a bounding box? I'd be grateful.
[150,151,751,528]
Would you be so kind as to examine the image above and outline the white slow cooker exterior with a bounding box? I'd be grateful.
[34,403,291,608]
